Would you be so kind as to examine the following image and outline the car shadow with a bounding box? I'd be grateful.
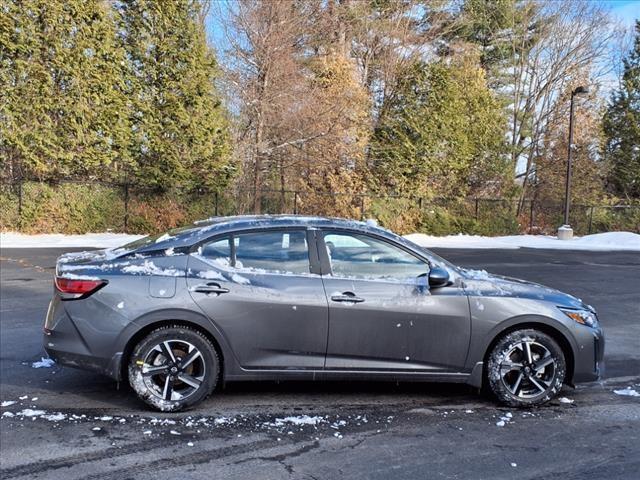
[10,361,488,414]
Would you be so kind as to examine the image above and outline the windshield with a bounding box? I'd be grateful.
[401,237,460,273]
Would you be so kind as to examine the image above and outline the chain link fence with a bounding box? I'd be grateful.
[1,179,639,235]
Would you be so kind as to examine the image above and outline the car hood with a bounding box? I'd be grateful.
[460,269,587,309]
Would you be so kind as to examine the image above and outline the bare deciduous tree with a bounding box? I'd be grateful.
[506,0,618,212]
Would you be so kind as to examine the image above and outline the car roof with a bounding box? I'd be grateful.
[135,215,401,253]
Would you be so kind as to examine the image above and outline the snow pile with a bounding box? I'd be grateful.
[1,232,144,249]
[405,231,640,251]
[613,387,640,397]
[31,358,55,369]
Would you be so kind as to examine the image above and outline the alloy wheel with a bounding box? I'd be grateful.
[499,339,557,398]
[140,339,206,401]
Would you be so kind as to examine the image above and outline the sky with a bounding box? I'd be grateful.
[206,1,640,43]
[206,1,640,59]
[605,0,640,28]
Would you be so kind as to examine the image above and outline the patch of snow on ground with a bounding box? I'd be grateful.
[274,415,324,426]
[613,387,640,397]
[1,401,16,407]
[42,413,66,421]
[559,397,574,404]
[31,358,55,369]
[496,412,513,427]
[17,409,46,417]
[1,232,143,249]
[405,231,640,251]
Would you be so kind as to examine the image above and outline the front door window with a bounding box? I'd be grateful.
[323,232,427,281]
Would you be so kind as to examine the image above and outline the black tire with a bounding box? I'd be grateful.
[486,329,566,407]
[128,325,219,412]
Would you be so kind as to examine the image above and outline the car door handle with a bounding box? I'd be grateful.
[330,292,365,303]
[193,283,230,295]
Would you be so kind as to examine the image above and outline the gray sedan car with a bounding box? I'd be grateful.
[44,215,604,411]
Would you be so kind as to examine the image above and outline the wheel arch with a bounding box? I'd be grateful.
[482,321,576,387]
[116,309,237,383]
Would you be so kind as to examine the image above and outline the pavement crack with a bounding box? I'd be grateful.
[232,439,320,470]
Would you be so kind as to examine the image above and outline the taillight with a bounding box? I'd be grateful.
[54,276,107,300]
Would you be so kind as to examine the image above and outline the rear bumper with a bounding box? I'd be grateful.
[44,344,122,380]
[43,296,125,381]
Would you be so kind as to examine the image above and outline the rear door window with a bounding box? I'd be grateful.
[198,230,310,274]
[235,230,310,274]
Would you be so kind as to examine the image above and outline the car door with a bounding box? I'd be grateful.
[186,228,328,369]
[319,230,470,372]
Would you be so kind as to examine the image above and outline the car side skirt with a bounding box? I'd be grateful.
[224,369,472,384]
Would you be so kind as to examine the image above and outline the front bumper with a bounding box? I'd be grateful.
[571,325,605,383]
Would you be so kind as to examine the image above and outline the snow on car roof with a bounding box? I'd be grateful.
[134,215,394,253]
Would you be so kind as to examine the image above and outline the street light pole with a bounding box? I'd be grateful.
[563,92,577,226]
[558,85,588,240]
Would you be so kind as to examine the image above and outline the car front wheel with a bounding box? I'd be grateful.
[128,325,219,411]
[487,329,566,407]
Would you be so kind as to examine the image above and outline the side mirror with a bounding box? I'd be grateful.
[428,267,450,288]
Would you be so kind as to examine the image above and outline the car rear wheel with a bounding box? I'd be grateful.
[128,325,219,412]
[487,329,566,407]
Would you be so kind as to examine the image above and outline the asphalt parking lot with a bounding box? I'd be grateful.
[1,246,639,479]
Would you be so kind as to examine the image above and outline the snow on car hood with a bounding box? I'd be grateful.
[460,268,585,309]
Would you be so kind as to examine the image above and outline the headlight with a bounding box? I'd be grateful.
[558,307,598,328]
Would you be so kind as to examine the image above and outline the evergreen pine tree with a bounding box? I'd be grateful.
[603,20,640,199]
[0,0,131,181]
[117,0,232,191]
[370,54,509,198]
